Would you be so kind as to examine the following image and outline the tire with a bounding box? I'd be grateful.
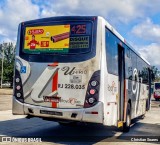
[123,103,131,132]
[140,114,145,119]
[146,98,150,111]
[140,100,147,119]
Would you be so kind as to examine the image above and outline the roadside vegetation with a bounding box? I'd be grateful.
[0,42,15,88]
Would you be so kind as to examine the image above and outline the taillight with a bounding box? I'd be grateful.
[84,70,100,108]
[90,80,98,87]
[15,78,20,83]
[89,89,96,95]
[88,97,96,104]
[13,69,24,102]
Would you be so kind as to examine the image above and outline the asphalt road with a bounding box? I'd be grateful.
[0,94,160,145]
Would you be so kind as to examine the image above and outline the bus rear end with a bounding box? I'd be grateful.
[13,16,103,124]
[154,82,160,101]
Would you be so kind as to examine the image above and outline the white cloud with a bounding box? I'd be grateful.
[138,43,160,68]
[36,0,160,24]
[41,10,59,18]
[131,18,160,42]
[40,9,63,18]
[0,0,160,44]
[0,0,39,43]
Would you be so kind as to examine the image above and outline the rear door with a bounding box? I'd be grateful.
[118,45,125,121]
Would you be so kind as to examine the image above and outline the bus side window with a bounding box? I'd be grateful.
[141,67,148,84]
[125,47,132,80]
[105,28,119,75]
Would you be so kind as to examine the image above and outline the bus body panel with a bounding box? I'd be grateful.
[13,16,104,124]
[12,96,24,115]
[22,101,103,123]
[99,19,119,126]
[103,74,119,126]
[13,16,151,127]
[103,18,150,126]
[15,56,100,109]
[128,82,149,119]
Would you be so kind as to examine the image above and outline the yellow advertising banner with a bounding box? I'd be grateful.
[24,25,70,52]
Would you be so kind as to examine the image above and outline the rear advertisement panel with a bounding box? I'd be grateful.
[24,23,92,54]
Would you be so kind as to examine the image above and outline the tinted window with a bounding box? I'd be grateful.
[125,47,132,80]
[125,47,149,84]
[141,64,149,84]
[137,57,143,82]
[105,29,119,75]
[155,83,160,89]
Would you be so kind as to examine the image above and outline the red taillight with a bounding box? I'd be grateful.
[91,111,98,114]
[16,85,21,90]
[85,111,98,114]
[89,89,96,95]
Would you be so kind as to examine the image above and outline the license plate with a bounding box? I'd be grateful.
[40,110,62,116]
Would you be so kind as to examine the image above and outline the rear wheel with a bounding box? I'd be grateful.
[140,114,145,119]
[122,103,131,132]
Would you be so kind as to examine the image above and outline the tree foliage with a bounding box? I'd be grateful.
[151,66,160,82]
[0,42,15,87]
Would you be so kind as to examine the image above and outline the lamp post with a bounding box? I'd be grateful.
[0,43,7,88]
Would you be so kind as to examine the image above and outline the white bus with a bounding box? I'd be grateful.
[13,16,152,132]
[153,82,160,101]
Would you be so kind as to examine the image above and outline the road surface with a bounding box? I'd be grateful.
[0,94,159,145]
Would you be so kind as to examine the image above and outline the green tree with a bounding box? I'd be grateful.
[0,42,15,87]
[151,66,160,82]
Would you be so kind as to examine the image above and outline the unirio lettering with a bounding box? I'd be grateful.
[61,66,75,75]
[61,66,87,75]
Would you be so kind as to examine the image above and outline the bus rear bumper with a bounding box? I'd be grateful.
[12,96,24,115]
[13,97,103,124]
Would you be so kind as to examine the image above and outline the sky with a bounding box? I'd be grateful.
[0,0,160,68]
